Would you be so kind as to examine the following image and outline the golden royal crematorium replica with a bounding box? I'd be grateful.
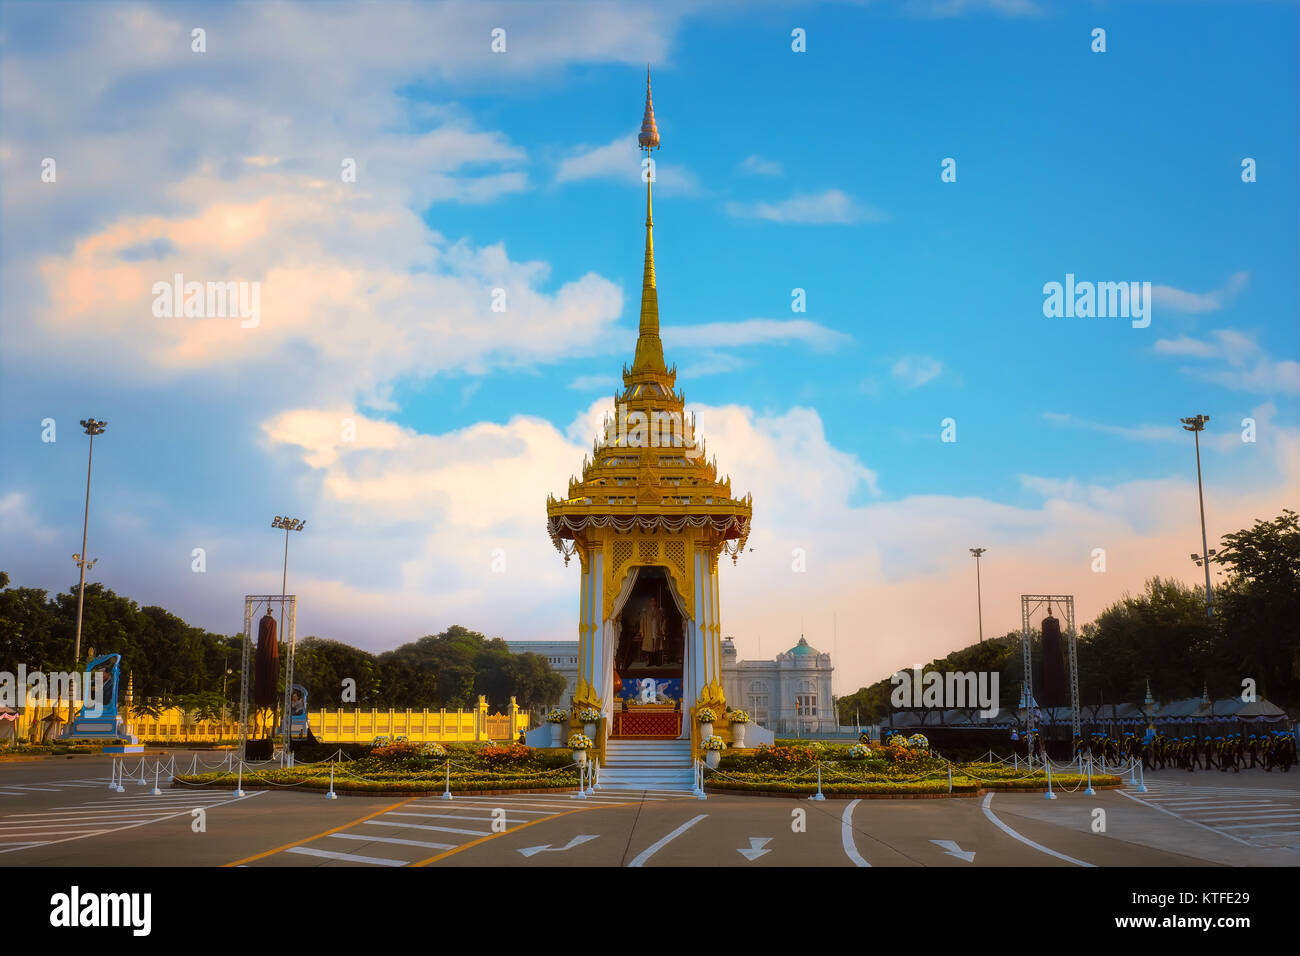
[545,73,753,774]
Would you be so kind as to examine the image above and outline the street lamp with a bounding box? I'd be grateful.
[70,418,107,724]
[271,516,305,755]
[969,547,987,643]
[1180,414,1214,617]
[222,654,233,725]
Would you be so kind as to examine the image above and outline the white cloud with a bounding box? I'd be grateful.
[1041,412,1178,443]
[902,0,1044,16]
[1151,271,1249,314]
[890,355,944,388]
[568,374,619,391]
[1155,329,1300,395]
[724,189,886,225]
[665,319,850,351]
[19,169,625,405]
[739,155,783,177]
[553,130,700,194]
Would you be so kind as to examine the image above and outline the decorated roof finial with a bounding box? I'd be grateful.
[638,66,659,151]
[631,67,666,378]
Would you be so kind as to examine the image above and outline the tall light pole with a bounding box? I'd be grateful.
[969,547,987,643]
[271,516,305,753]
[222,655,233,725]
[70,418,107,723]
[1180,414,1214,617]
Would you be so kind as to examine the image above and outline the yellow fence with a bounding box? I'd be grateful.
[5,694,530,745]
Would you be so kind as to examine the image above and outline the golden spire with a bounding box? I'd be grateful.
[631,68,666,377]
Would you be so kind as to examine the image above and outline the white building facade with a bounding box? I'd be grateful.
[504,641,581,705]
[719,637,837,735]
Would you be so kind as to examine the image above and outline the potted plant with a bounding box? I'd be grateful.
[546,709,569,747]
[697,708,716,739]
[569,732,592,765]
[578,707,601,739]
[728,709,750,748]
[702,735,725,769]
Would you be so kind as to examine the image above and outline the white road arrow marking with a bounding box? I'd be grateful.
[737,837,772,862]
[517,834,599,858]
[930,839,976,862]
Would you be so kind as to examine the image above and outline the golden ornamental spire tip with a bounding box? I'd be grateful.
[638,69,659,151]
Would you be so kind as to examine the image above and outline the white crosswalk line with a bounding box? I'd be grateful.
[328,833,455,851]
[406,803,552,815]
[1119,778,1300,848]
[0,818,157,830]
[286,846,407,866]
[385,811,533,824]
[363,819,489,837]
[0,789,265,855]
[1218,820,1300,830]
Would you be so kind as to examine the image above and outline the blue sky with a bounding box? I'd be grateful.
[1,0,1296,694]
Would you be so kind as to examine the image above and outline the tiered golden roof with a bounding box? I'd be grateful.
[546,73,752,563]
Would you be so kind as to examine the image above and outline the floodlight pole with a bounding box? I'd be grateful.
[271,516,305,756]
[970,548,987,643]
[1181,415,1213,617]
[70,418,107,724]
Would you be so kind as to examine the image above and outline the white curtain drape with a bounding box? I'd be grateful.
[599,567,640,720]
[663,568,694,739]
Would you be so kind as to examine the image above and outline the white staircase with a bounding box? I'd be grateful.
[600,738,695,792]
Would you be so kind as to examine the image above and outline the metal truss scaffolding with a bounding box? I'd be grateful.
[1020,594,1080,741]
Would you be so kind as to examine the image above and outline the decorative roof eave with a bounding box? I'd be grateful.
[546,493,752,518]
[546,512,752,562]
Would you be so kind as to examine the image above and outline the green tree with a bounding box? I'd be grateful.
[1213,509,1300,704]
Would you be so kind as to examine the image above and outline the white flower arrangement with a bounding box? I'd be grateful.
[419,742,447,758]
[578,708,601,723]
[568,733,593,750]
[727,710,750,724]
[372,735,391,747]
[546,708,569,724]
[848,743,873,759]
[701,735,726,752]
[886,733,908,748]
[696,708,717,724]
[908,733,929,750]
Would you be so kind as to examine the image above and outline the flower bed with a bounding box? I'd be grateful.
[175,762,581,794]
[705,751,1123,797]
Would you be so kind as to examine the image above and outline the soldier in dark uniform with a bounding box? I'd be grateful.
[1280,731,1296,772]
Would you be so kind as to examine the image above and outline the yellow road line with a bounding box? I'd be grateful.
[223,795,419,867]
[410,800,634,866]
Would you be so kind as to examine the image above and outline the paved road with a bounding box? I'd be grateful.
[2,753,1297,867]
